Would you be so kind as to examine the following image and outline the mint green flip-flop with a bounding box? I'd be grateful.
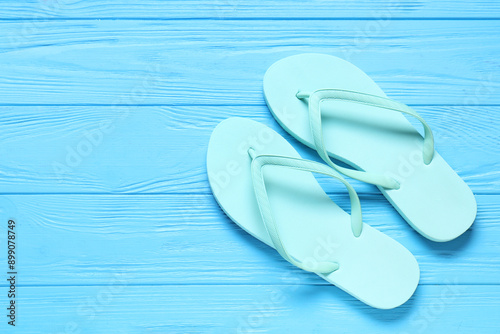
[207,117,419,309]
[264,53,476,242]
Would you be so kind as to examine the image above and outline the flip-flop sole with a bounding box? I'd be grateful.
[264,53,476,242]
[207,117,419,309]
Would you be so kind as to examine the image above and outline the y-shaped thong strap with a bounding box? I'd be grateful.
[248,148,363,274]
[296,89,435,189]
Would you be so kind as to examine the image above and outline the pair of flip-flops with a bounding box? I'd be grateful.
[207,54,476,309]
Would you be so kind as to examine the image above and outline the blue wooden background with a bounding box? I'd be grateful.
[0,1,499,333]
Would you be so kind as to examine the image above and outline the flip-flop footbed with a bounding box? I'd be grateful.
[207,117,419,309]
[264,53,476,242]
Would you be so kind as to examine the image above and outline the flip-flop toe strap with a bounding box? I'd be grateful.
[296,89,435,189]
[248,148,362,274]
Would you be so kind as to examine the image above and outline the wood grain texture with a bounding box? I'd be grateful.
[0,20,499,105]
[0,2,498,331]
[0,194,497,286]
[0,0,499,19]
[0,105,497,194]
[1,285,499,333]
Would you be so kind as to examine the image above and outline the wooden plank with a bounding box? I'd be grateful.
[1,194,497,286]
[0,20,499,105]
[1,284,499,333]
[0,105,497,194]
[0,1,499,19]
